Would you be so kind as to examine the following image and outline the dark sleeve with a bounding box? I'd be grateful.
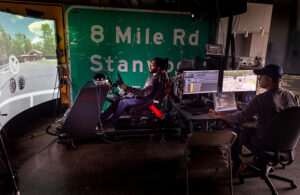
[226,95,262,124]
[126,78,157,97]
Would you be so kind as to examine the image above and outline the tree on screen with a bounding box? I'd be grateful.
[11,33,32,58]
[12,32,25,57]
[32,42,43,53]
[0,24,13,63]
[41,23,55,56]
[0,22,55,62]
[24,39,32,54]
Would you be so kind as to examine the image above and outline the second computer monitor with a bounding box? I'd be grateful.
[213,93,237,112]
[183,70,219,94]
[222,70,257,92]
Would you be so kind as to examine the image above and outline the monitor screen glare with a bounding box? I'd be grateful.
[183,70,219,94]
[222,70,257,92]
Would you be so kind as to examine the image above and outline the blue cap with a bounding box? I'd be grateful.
[253,64,283,82]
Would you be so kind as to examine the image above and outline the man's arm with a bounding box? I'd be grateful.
[208,109,228,120]
[227,95,261,124]
[209,95,261,124]
[120,78,157,98]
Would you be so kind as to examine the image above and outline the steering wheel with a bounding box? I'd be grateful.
[108,73,125,99]
[117,73,124,85]
[107,77,113,86]
[109,73,124,88]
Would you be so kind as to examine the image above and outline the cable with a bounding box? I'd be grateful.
[98,134,117,144]
[1,114,57,168]
[51,65,62,125]
[52,65,59,100]
[96,85,105,135]
[50,65,77,138]
[7,130,47,143]
[60,65,78,96]
[232,15,237,32]
[17,137,58,167]
[122,0,131,8]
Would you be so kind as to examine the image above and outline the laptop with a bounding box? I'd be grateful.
[213,92,237,114]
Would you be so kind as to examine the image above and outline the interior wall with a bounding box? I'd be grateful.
[266,0,300,75]
[284,0,300,74]
[266,0,295,71]
[216,3,273,63]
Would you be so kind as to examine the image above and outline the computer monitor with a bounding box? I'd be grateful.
[222,70,257,92]
[281,74,300,99]
[213,93,237,112]
[182,70,219,94]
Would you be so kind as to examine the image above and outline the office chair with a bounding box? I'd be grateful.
[239,106,300,195]
[185,130,237,195]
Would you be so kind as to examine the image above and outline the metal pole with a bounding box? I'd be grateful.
[219,15,233,91]
[0,113,20,195]
[0,135,20,194]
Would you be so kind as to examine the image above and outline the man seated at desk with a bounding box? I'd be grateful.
[208,64,299,172]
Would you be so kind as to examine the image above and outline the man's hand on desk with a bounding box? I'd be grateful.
[208,109,228,121]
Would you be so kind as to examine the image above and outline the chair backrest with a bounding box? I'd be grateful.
[129,60,170,118]
[257,106,300,151]
[128,73,168,119]
[152,73,167,106]
[188,130,237,147]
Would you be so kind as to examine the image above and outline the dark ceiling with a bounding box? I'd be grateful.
[2,0,274,12]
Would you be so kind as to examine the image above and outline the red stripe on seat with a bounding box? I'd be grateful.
[148,105,164,119]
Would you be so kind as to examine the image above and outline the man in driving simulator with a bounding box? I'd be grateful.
[100,57,168,125]
[208,64,299,172]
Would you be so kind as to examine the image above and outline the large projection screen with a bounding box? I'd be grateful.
[0,11,59,128]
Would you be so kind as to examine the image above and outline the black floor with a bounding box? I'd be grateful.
[1,117,300,195]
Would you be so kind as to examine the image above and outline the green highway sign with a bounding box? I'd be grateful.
[66,6,215,101]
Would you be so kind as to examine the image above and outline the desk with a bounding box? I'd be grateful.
[170,101,225,132]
